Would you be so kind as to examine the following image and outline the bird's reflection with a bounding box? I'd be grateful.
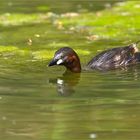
[117,64,140,81]
[49,71,81,96]
[48,65,140,96]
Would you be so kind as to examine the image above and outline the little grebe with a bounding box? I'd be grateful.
[48,41,140,73]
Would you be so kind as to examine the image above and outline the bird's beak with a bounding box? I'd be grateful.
[48,58,64,67]
[48,59,57,67]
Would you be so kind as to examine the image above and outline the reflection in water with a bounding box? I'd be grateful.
[114,65,140,81]
[49,71,80,96]
[48,65,140,96]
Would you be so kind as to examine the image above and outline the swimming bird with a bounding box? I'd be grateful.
[48,41,140,73]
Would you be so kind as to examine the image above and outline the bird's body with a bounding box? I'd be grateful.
[48,42,140,73]
[87,44,139,70]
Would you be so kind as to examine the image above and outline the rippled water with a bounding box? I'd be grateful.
[1,64,140,140]
[0,0,140,140]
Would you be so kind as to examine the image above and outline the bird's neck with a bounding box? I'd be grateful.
[69,63,81,73]
[66,57,81,73]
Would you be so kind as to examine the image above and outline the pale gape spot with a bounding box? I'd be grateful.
[57,59,63,65]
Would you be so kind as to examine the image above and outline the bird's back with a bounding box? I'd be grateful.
[87,44,139,70]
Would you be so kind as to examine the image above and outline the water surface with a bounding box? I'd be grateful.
[0,1,140,140]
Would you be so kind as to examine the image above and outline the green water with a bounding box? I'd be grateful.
[0,0,140,140]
